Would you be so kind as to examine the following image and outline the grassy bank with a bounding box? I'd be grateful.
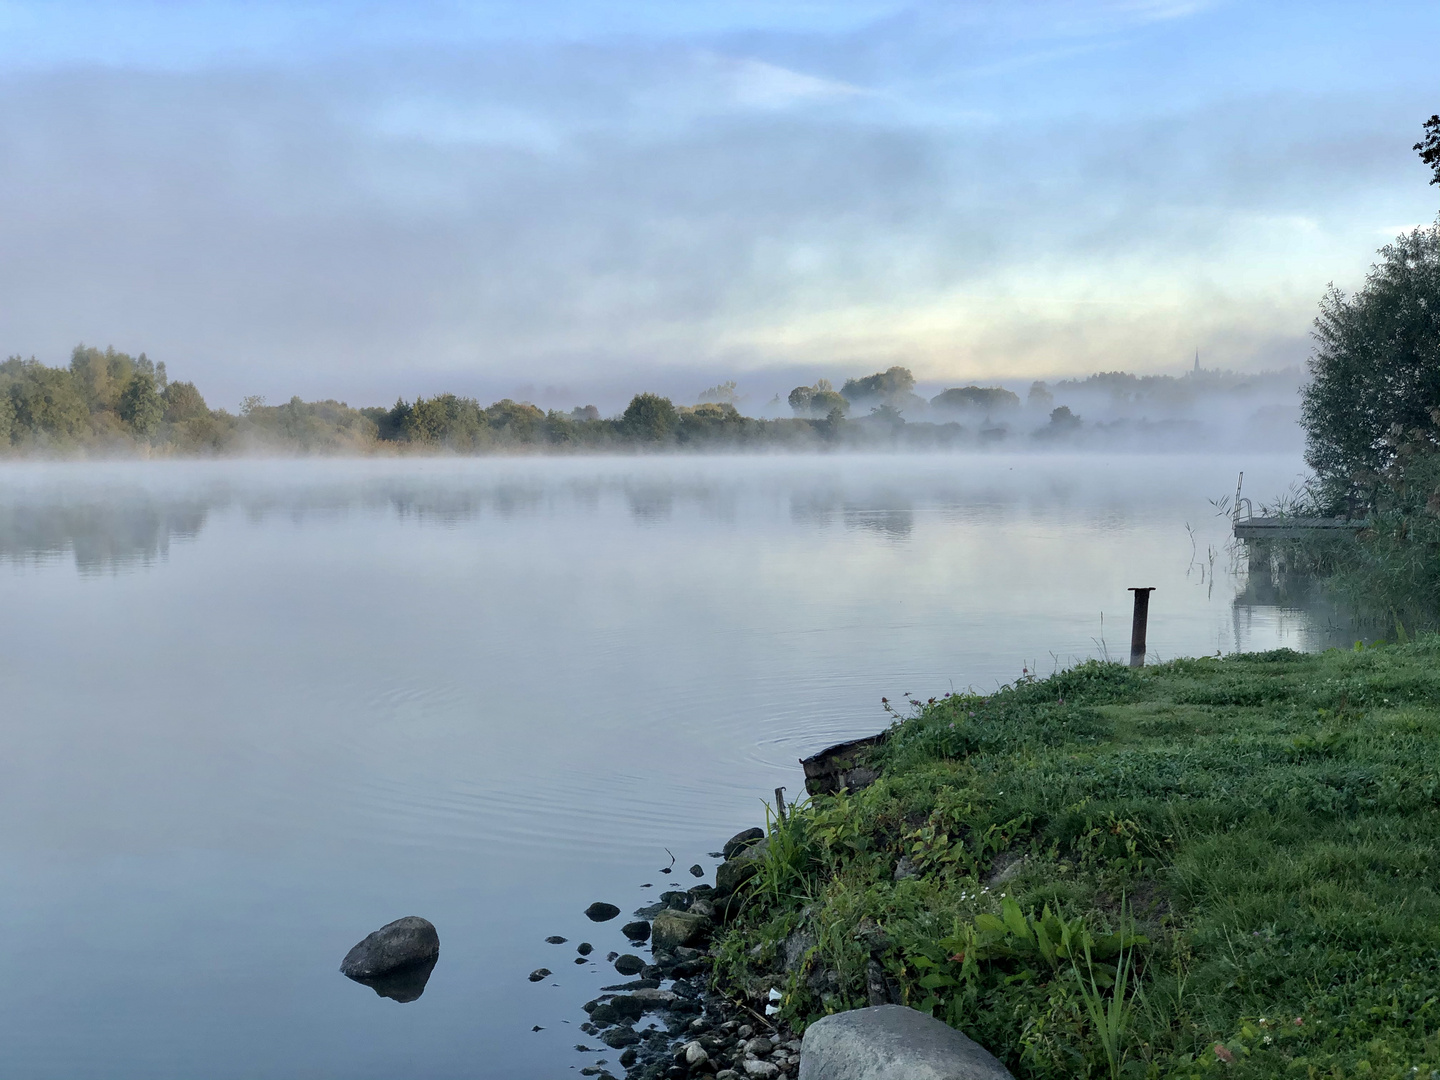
[715,643,1440,1079]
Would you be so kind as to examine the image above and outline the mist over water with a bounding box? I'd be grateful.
[0,453,1332,1078]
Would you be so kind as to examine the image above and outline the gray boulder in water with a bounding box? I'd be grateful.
[798,1005,1014,1080]
[340,916,440,981]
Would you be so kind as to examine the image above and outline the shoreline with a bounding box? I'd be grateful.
[571,640,1440,1079]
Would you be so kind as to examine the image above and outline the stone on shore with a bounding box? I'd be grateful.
[723,827,765,860]
[340,916,440,980]
[651,908,711,951]
[529,968,551,982]
[797,1005,1015,1080]
[715,839,769,897]
[622,920,651,942]
[585,902,621,922]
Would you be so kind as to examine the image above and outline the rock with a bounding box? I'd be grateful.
[586,902,621,922]
[601,978,661,991]
[574,956,588,964]
[661,890,692,911]
[690,899,716,919]
[652,908,711,951]
[626,988,680,1010]
[546,935,568,944]
[614,954,646,976]
[723,828,765,860]
[797,1005,1014,1080]
[716,1072,741,1080]
[685,1041,710,1067]
[528,968,551,982]
[601,1026,641,1049]
[745,1036,775,1056]
[622,920,652,942]
[743,1060,780,1079]
[620,1048,639,1068]
[578,942,594,955]
[689,864,706,878]
[715,840,768,897]
[607,951,619,962]
[893,855,918,881]
[799,732,888,797]
[340,916,440,980]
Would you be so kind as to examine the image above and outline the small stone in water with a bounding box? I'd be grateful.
[606,951,618,962]
[528,968,551,982]
[689,864,705,878]
[585,902,621,922]
[622,920,651,942]
[532,1025,543,1032]
[577,942,594,955]
[614,954,645,976]
[546,935,568,944]
[574,957,588,964]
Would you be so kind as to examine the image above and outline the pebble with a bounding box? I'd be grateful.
[546,935,568,944]
[742,1060,779,1080]
[689,864,705,878]
[621,920,651,942]
[574,957,588,964]
[577,942,594,955]
[528,968,550,982]
[744,1036,774,1056]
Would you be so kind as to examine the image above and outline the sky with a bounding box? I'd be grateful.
[0,0,1437,411]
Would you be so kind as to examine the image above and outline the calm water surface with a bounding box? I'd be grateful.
[0,454,1322,1078]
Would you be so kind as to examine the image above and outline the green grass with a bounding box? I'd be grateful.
[714,641,1440,1079]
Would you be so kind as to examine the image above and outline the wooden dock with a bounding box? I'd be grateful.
[1233,516,1366,541]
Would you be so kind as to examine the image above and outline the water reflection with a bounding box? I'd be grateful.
[0,497,210,573]
[345,957,438,1003]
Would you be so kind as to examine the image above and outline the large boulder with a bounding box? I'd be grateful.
[651,908,711,951]
[715,839,769,897]
[340,916,439,980]
[798,1005,1015,1080]
[723,827,765,860]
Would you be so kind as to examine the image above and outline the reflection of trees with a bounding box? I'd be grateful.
[0,499,210,573]
[789,490,914,540]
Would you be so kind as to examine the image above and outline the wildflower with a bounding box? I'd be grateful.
[1214,1044,1235,1064]
[1293,1017,1303,1027]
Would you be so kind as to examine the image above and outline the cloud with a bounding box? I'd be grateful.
[0,1,1436,409]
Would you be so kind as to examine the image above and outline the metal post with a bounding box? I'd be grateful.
[1128,588,1155,668]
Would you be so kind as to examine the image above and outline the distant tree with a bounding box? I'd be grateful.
[240,395,266,416]
[697,380,739,405]
[1300,221,1440,507]
[1,356,90,443]
[788,380,848,418]
[930,386,1020,413]
[571,405,600,421]
[622,393,678,441]
[485,399,545,442]
[1027,381,1054,409]
[0,389,13,446]
[841,366,915,405]
[407,393,486,447]
[118,371,165,436]
[162,380,209,422]
[1417,114,1440,187]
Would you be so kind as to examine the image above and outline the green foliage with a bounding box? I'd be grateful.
[405,393,486,448]
[162,380,208,422]
[789,380,850,418]
[0,388,13,446]
[1,356,90,444]
[713,642,1440,1079]
[931,386,1021,413]
[1300,220,1440,509]
[118,370,164,437]
[622,392,678,441]
[841,365,915,405]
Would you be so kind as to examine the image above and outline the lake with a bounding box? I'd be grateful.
[0,452,1325,1078]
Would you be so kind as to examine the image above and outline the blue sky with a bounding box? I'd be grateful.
[0,0,1436,409]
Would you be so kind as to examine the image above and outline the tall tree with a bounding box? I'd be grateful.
[118,370,165,437]
[1300,221,1440,507]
